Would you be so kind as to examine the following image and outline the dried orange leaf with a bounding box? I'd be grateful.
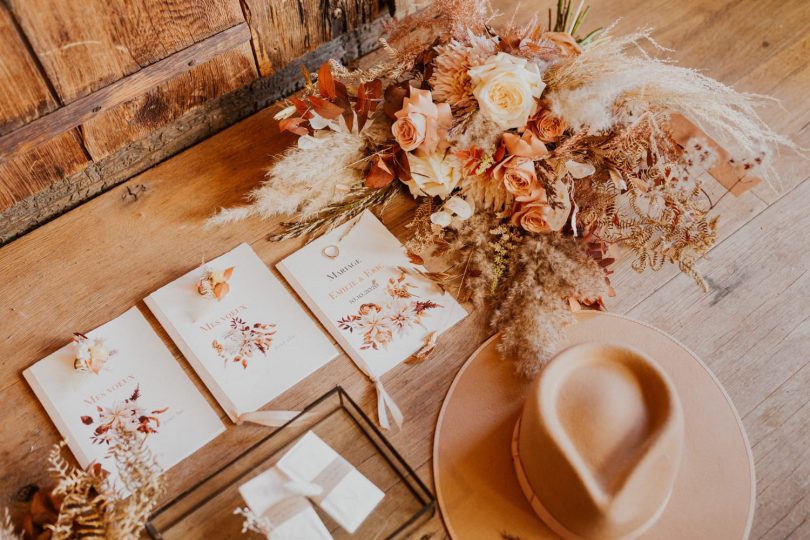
[317,62,336,99]
[309,95,344,120]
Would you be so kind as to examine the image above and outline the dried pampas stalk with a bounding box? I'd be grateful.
[209,130,369,225]
[448,213,510,306]
[545,27,803,189]
[493,234,608,376]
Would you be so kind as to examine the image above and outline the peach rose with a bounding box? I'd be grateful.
[544,32,582,57]
[493,156,540,201]
[392,87,452,153]
[511,196,554,233]
[511,181,572,233]
[528,109,567,143]
[502,131,549,158]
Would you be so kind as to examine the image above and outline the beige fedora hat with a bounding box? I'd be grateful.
[434,311,754,540]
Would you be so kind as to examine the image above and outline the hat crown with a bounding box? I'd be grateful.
[514,342,684,540]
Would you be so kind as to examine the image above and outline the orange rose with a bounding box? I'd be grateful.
[392,87,452,153]
[493,156,540,201]
[528,109,567,143]
[543,32,582,57]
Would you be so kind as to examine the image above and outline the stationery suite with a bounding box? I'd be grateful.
[24,307,224,479]
[239,431,384,538]
[278,210,468,428]
[145,243,338,422]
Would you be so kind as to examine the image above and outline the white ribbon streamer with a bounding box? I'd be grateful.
[373,377,403,430]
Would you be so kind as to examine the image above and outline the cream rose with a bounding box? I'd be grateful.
[404,150,461,199]
[468,53,545,129]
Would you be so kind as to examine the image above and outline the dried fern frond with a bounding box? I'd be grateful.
[44,429,165,540]
[330,39,423,85]
[385,0,494,46]
[105,431,165,539]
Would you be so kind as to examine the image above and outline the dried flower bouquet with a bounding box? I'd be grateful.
[213,0,801,374]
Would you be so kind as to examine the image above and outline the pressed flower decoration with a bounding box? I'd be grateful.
[73,333,116,375]
[212,316,277,368]
[212,0,804,375]
[196,265,235,301]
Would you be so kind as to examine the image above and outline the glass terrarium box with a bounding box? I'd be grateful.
[146,387,434,539]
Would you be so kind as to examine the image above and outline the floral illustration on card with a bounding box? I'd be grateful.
[211,316,277,368]
[81,385,168,446]
[338,272,442,350]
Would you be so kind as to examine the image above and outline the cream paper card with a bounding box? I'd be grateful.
[145,243,338,422]
[277,210,467,427]
[239,466,332,540]
[276,431,384,534]
[23,307,224,477]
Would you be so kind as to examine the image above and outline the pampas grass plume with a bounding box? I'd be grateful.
[209,130,368,226]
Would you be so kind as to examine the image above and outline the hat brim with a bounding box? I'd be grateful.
[433,311,754,540]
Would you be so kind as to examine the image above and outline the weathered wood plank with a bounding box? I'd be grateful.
[0,3,90,213]
[0,129,89,208]
[0,0,808,537]
[626,178,810,539]
[7,0,245,103]
[0,23,252,158]
[241,0,387,77]
[0,4,57,134]
[80,42,257,159]
[0,17,387,244]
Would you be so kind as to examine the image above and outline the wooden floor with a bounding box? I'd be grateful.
[1,0,808,538]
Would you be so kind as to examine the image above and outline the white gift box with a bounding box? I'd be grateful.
[239,466,333,540]
[276,431,385,534]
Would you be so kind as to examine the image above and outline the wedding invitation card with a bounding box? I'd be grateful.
[145,243,338,422]
[23,307,224,476]
[277,210,467,379]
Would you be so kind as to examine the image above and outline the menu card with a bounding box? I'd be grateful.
[24,307,224,476]
[145,243,338,422]
[277,211,467,427]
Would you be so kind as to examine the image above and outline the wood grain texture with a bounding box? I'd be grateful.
[0,23,253,158]
[0,4,56,133]
[7,0,244,103]
[0,17,387,243]
[0,3,89,211]
[80,41,257,159]
[0,0,808,538]
[0,130,89,208]
[240,0,387,76]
